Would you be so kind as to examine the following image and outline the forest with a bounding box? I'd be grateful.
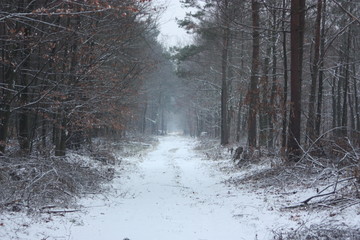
[174,0,360,159]
[0,0,161,157]
[1,0,360,239]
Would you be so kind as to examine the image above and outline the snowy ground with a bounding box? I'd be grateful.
[1,134,359,239]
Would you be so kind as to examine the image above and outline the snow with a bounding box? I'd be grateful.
[1,135,359,239]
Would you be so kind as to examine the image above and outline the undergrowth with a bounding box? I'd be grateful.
[0,135,156,214]
[195,137,360,239]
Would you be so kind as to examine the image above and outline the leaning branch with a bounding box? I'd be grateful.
[331,0,360,25]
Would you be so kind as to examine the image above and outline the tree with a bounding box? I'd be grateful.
[247,0,260,148]
[288,0,305,160]
[315,0,326,138]
[0,0,159,156]
[220,0,231,145]
[305,0,323,142]
[281,0,290,150]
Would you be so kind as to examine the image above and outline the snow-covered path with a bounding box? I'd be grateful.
[67,135,275,240]
[3,134,360,240]
[1,135,286,240]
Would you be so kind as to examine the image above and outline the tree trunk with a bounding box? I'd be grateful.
[259,36,271,147]
[18,108,30,152]
[281,0,289,149]
[349,91,355,131]
[353,65,360,132]
[305,0,322,142]
[0,105,10,155]
[335,67,342,133]
[55,112,67,157]
[41,115,47,148]
[18,55,31,153]
[142,103,147,134]
[220,0,230,145]
[288,0,305,160]
[269,10,278,149]
[315,0,326,137]
[161,106,165,135]
[0,43,15,155]
[341,27,351,136]
[247,0,260,148]
[332,70,337,132]
[236,97,242,142]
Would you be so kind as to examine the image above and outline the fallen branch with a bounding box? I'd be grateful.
[0,199,22,207]
[301,191,336,205]
[302,175,342,205]
[284,176,358,210]
[283,203,307,209]
[283,197,346,210]
[41,209,81,214]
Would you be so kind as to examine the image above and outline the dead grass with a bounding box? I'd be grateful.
[195,137,360,238]
[274,224,360,240]
[0,135,156,214]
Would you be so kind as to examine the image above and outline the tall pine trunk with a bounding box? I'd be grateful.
[315,0,326,137]
[353,65,360,132]
[54,111,67,157]
[247,0,260,148]
[305,0,322,142]
[340,27,351,136]
[220,0,230,145]
[259,38,271,147]
[281,0,289,149]
[288,0,305,160]
[269,10,278,149]
[18,50,31,153]
[0,20,15,154]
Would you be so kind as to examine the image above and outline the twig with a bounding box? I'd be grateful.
[40,205,57,210]
[301,191,336,205]
[318,177,355,194]
[286,176,356,209]
[298,126,344,163]
[302,175,340,204]
[340,199,360,211]
[0,199,22,208]
[41,209,81,214]
[346,137,359,161]
[331,0,360,25]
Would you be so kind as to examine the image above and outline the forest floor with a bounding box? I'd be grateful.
[1,133,360,239]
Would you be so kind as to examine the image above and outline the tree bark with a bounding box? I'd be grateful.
[220,0,230,145]
[55,111,67,157]
[142,103,147,134]
[281,0,289,149]
[340,27,351,136]
[0,105,10,155]
[247,0,260,148]
[288,0,305,160]
[236,97,242,142]
[0,19,15,154]
[334,67,341,133]
[18,51,31,153]
[331,68,341,136]
[269,9,278,149]
[315,0,326,137]
[259,34,271,147]
[305,0,322,142]
[353,65,360,132]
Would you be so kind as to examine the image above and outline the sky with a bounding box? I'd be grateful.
[153,0,194,48]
